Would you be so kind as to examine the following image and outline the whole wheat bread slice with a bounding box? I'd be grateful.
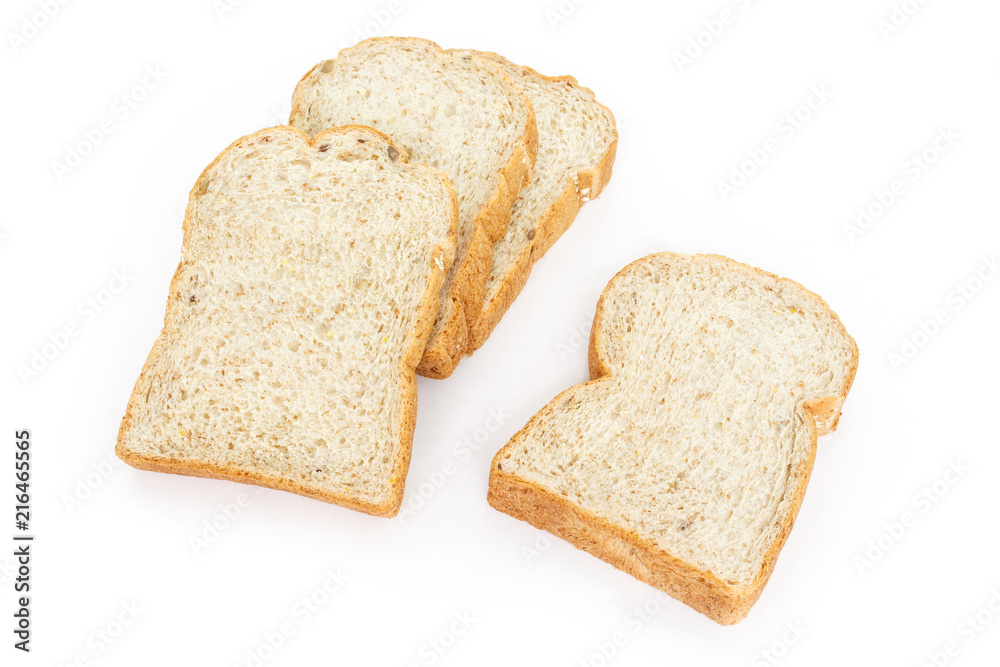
[489,253,858,623]
[290,37,538,378]
[452,51,617,352]
[117,125,457,517]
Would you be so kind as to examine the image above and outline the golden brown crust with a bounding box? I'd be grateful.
[116,125,459,518]
[465,59,618,353]
[416,65,538,379]
[416,224,489,379]
[417,112,536,378]
[490,252,859,623]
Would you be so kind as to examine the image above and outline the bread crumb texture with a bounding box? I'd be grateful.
[291,38,537,377]
[492,253,858,617]
[117,126,456,515]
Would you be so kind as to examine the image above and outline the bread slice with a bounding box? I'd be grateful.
[116,125,457,517]
[488,253,858,623]
[452,51,617,352]
[289,37,538,378]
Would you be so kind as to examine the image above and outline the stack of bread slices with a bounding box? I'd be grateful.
[117,37,861,624]
[117,37,618,517]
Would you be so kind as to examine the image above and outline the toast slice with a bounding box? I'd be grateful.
[290,37,538,378]
[488,253,858,623]
[116,125,457,517]
[453,51,617,352]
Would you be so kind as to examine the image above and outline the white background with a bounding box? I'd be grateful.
[2,0,999,665]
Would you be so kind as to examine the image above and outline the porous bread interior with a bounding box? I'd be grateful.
[290,38,533,337]
[495,254,856,587]
[468,52,616,305]
[117,126,455,510]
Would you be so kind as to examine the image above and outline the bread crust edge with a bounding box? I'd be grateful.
[416,48,539,378]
